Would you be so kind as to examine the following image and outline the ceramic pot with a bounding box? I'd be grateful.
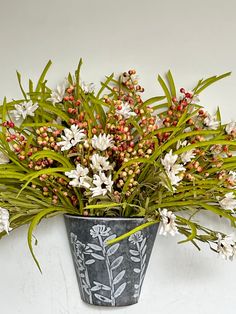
[64,215,158,306]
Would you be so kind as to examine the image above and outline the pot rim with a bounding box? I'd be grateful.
[64,213,146,221]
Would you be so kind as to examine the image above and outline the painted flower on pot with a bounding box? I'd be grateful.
[90,225,111,238]
[129,231,144,244]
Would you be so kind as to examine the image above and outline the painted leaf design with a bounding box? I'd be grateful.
[94,294,111,303]
[91,281,111,291]
[113,270,125,285]
[104,234,117,242]
[129,249,139,256]
[131,256,140,262]
[142,244,147,256]
[142,254,147,265]
[87,243,102,251]
[107,243,119,256]
[114,282,127,298]
[85,259,95,265]
[140,237,147,250]
[91,253,105,260]
[133,268,141,273]
[111,256,123,270]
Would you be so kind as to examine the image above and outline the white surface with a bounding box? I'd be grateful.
[0,0,236,313]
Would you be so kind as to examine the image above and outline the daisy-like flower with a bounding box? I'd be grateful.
[12,101,38,121]
[129,231,143,244]
[225,121,236,135]
[48,81,67,105]
[218,192,236,213]
[81,81,95,94]
[65,164,91,188]
[177,140,196,164]
[0,207,12,234]
[228,171,236,188]
[0,152,9,164]
[203,113,219,130]
[58,125,86,151]
[159,208,178,236]
[116,102,136,119]
[217,233,236,261]
[161,150,186,188]
[90,172,113,197]
[90,154,112,172]
[90,224,111,238]
[91,134,114,151]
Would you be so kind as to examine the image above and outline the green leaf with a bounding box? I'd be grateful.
[194,72,231,94]
[16,71,27,100]
[31,151,73,168]
[198,202,236,227]
[35,60,52,93]
[166,70,176,97]
[177,217,197,243]
[158,75,172,106]
[75,58,83,99]
[27,206,66,272]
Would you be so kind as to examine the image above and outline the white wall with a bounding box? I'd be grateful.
[0,0,236,313]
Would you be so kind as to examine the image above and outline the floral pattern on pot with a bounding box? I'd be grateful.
[70,224,127,306]
[65,216,158,306]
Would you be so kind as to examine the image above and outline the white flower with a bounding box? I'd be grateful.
[91,134,114,151]
[58,125,86,151]
[90,154,112,172]
[228,171,236,188]
[116,102,136,119]
[204,113,219,130]
[90,225,111,238]
[225,121,236,135]
[90,172,113,197]
[161,150,186,188]
[218,192,236,213]
[0,152,9,164]
[12,101,38,121]
[65,164,91,188]
[217,233,236,261]
[48,81,67,105]
[0,207,12,234]
[155,116,164,128]
[159,208,178,236]
[129,231,143,244]
[177,140,196,164]
[81,81,95,94]
[161,149,178,171]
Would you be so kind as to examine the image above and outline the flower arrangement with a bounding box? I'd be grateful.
[0,60,236,270]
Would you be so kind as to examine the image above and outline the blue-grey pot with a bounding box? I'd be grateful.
[64,215,158,307]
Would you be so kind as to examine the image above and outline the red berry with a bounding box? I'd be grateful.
[185,92,192,98]
[180,88,185,93]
